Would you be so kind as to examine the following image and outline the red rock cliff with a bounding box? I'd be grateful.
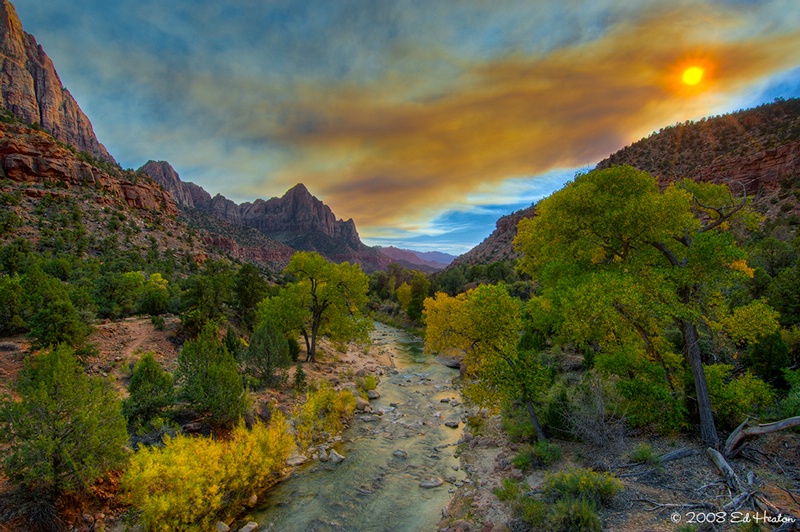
[0,0,114,163]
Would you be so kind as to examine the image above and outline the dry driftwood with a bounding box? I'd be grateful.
[724,416,800,457]
[707,447,744,491]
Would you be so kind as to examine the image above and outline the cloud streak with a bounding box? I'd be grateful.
[259,4,800,229]
[13,0,800,248]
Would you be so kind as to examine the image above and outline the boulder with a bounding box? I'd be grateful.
[318,449,329,462]
[419,477,444,488]
[444,420,460,428]
[216,522,230,532]
[239,522,259,532]
[355,396,370,411]
[367,390,380,400]
[329,450,345,464]
[392,449,408,459]
[286,453,307,467]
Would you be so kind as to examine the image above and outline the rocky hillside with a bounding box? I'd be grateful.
[450,205,536,268]
[0,112,295,272]
[597,98,800,212]
[0,0,113,163]
[139,160,392,271]
[453,98,800,268]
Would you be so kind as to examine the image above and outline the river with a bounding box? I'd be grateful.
[251,322,466,532]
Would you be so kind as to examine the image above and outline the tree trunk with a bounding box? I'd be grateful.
[680,319,719,448]
[308,319,320,363]
[302,330,312,362]
[525,400,547,442]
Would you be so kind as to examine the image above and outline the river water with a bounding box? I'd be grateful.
[252,322,466,532]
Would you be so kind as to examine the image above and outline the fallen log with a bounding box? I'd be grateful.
[707,448,743,491]
[724,416,800,457]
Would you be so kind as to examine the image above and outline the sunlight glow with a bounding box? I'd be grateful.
[682,66,704,85]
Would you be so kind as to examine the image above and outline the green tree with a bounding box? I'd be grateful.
[176,322,248,428]
[243,319,292,387]
[515,166,762,446]
[0,345,128,504]
[258,252,370,362]
[24,267,90,349]
[424,284,549,440]
[0,273,28,335]
[232,263,270,331]
[407,271,431,321]
[139,272,170,316]
[122,352,174,425]
[180,260,234,336]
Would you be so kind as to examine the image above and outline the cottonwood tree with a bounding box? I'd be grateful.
[515,165,762,447]
[424,284,549,441]
[258,252,370,362]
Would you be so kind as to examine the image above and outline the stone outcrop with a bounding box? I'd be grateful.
[0,121,175,215]
[450,205,535,268]
[139,160,392,271]
[0,0,114,163]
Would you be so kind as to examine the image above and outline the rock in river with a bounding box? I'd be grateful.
[419,477,444,489]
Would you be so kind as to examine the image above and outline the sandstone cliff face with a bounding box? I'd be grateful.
[138,160,211,209]
[0,121,175,215]
[140,160,389,269]
[0,0,114,163]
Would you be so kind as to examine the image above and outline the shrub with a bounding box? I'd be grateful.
[176,322,249,428]
[287,336,300,362]
[512,441,561,470]
[362,374,378,391]
[123,352,174,426]
[0,346,128,527]
[242,319,291,387]
[294,382,356,448]
[494,477,527,502]
[151,314,165,331]
[293,362,307,393]
[629,442,658,465]
[547,497,602,532]
[122,414,293,531]
[704,364,775,429]
[543,468,623,507]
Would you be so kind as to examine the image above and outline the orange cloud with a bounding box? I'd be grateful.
[265,5,800,231]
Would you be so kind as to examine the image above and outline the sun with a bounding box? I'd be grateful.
[682,66,704,85]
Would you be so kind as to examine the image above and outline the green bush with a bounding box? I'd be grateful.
[361,374,378,391]
[512,441,561,470]
[494,477,527,502]
[176,322,249,428]
[629,442,658,465]
[0,345,128,525]
[547,497,602,532]
[243,319,291,387]
[287,336,301,362]
[123,352,174,426]
[543,468,623,507]
[704,364,775,429]
[293,362,307,393]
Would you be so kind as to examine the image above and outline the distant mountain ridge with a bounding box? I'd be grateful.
[376,246,455,271]
[139,160,391,271]
[0,0,114,163]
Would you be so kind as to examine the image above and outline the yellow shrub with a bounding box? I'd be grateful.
[294,381,356,448]
[122,412,293,531]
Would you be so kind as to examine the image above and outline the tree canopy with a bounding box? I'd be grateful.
[258,252,370,362]
[515,165,767,446]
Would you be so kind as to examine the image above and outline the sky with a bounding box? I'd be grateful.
[12,0,800,254]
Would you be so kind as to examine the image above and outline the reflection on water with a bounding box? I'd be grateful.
[252,323,464,532]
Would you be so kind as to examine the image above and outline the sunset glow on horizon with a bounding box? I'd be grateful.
[12,0,800,253]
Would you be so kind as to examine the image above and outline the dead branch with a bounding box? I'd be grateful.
[724,416,800,457]
[633,498,715,512]
[658,447,697,463]
[707,448,744,491]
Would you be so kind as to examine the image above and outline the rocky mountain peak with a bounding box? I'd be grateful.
[0,0,114,163]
